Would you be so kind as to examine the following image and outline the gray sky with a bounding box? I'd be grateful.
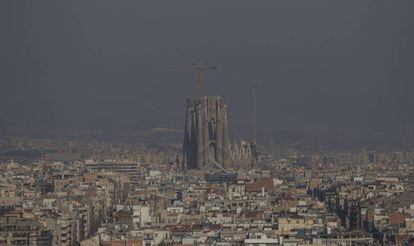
[1,1,413,138]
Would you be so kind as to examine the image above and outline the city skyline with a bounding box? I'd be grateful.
[1,2,414,245]
[1,1,414,139]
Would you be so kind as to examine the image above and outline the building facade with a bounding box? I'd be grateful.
[183,96,230,170]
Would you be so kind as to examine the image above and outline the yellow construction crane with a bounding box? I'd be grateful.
[163,62,217,97]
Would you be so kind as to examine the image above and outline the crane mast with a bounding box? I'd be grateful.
[164,62,217,98]
[251,81,259,168]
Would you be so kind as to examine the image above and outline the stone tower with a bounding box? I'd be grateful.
[183,96,230,170]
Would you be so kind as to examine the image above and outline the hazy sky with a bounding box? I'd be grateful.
[1,1,413,137]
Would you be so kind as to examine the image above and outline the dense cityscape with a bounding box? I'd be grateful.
[1,96,414,245]
[2,1,414,245]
